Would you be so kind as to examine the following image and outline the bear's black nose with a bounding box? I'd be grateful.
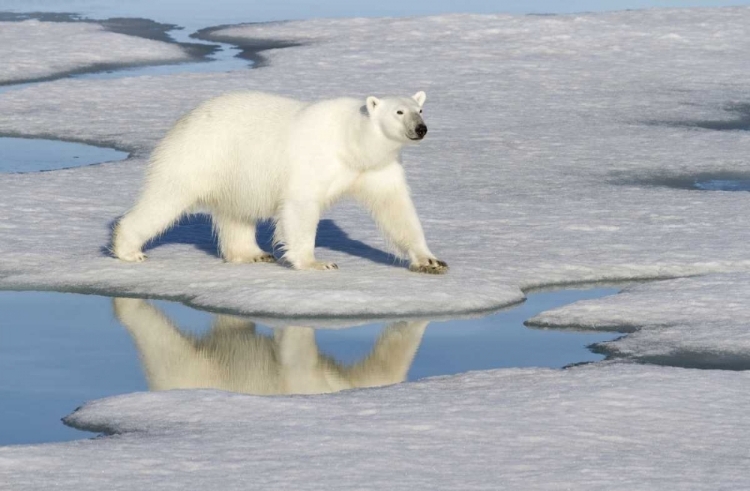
[415,124,428,138]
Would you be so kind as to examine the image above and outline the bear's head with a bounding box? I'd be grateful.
[365,91,427,144]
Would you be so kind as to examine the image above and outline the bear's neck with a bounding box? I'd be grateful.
[345,114,403,171]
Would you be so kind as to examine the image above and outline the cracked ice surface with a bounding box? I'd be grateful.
[0,9,749,321]
[527,273,750,369]
[0,19,191,84]
[1,364,749,490]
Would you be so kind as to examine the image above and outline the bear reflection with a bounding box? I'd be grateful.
[113,298,427,395]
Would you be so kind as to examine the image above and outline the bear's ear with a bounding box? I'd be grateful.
[366,96,380,114]
[412,91,426,107]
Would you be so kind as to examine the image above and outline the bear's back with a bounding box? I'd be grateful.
[187,91,306,134]
[148,91,308,202]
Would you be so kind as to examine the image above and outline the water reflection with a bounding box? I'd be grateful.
[0,289,620,445]
[113,298,427,395]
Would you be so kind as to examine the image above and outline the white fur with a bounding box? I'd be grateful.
[113,298,428,394]
[112,90,447,273]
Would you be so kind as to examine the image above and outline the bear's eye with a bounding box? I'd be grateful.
[396,110,403,115]
[419,109,422,114]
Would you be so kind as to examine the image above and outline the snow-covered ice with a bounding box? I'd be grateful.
[527,273,750,369]
[0,8,749,321]
[2,9,750,489]
[1,364,749,490]
[0,19,191,85]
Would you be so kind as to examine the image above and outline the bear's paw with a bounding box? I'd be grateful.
[409,258,448,275]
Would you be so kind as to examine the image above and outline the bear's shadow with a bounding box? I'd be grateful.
[103,215,403,268]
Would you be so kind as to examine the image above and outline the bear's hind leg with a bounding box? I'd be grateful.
[113,191,193,262]
[214,214,275,264]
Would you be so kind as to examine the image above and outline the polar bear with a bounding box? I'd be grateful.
[113,297,428,395]
[112,90,448,274]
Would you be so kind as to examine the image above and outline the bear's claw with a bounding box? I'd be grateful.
[294,261,339,271]
[117,251,147,263]
[224,252,277,264]
[245,253,276,264]
[255,253,277,263]
[409,258,448,275]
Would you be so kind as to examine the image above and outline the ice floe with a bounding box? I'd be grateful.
[0,9,748,322]
[1,364,748,490]
[2,9,750,489]
[0,18,192,85]
[527,273,750,369]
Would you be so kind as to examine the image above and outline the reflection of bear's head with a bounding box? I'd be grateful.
[113,298,428,396]
[365,91,427,143]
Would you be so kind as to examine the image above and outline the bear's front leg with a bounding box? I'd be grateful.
[352,163,448,274]
[279,200,338,271]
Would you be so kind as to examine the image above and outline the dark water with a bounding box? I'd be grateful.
[0,288,619,445]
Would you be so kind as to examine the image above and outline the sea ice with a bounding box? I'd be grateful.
[0,18,191,85]
[1,10,750,490]
[0,9,748,332]
[1,364,748,490]
[527,272,750,369]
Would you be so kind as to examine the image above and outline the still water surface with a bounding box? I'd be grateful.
[0,288,619,445]
[0,137,128,173]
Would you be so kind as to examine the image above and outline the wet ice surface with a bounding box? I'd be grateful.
[0,287,618,445]
[0,137,128,173]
